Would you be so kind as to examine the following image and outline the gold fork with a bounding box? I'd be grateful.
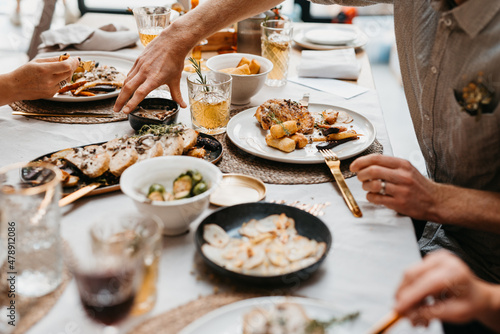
[319,149,362,218]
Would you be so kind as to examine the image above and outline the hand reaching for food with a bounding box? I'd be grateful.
[395,250,500,332]
[0,56,79,106]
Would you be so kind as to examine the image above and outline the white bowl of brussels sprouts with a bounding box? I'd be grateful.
[120,156,223,236]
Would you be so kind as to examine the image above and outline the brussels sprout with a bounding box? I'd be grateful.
[148,183,165,196]
[187,170,203,184]
[192,181,208,196]
[148,191,164,201]
[173,175,193,199]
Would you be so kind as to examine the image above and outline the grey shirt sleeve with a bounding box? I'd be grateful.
[310,0,393,5]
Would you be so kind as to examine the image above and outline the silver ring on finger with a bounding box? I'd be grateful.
[378,179,386,196]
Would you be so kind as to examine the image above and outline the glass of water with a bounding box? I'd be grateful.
[0,162,62,297]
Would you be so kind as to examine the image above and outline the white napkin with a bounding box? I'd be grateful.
[40,23,138,51]
[297,49,361,80]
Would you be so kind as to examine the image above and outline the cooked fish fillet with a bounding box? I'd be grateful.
[64,145,110,178]
[254,99,314,134]
[180,128,199,153]
[160,135,184,156]
[109,147,138,176]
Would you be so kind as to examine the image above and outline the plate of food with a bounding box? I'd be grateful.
[226,100,376,164]
[195,202,332,285]
[32,124,223,197]
[36,51,134,102]
[293,25,368,50]
[179,296,360,334]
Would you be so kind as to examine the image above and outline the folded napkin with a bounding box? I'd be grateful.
[297,49,360,80]
[39,23,138,52]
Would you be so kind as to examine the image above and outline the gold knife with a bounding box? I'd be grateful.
[319,149,362,218]
[59,183,100,207]
[13,112,114,118]
[369,311,401,334]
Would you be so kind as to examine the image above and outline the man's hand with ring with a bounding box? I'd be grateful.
[350,154,441,220]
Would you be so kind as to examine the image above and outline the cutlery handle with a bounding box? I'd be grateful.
[331,168,362,218]
[59,183,100,207]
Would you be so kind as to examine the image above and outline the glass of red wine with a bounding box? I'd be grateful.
[65,234,145,333]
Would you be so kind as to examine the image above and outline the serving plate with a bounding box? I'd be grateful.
[195,202,332,285]
[36,51,135,102]
[294,25,368,50]
[179,296,358,334]
[226,103,376,164]
[32,133,223,197]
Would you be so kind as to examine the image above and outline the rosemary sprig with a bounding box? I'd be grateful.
[188,57,207,85]
[268,112,291,136]
[305,311,360,333]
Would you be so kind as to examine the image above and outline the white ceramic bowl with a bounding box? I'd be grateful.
[206,53,273,105]
[120,156,223,236]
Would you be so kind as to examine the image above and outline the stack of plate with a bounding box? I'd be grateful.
[293,24,368,50]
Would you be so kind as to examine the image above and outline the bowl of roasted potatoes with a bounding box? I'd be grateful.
[120,156,223,235]
[207,53,273,105]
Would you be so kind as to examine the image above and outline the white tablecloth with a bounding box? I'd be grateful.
[0,52,442,334]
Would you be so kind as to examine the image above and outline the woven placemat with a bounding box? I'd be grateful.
[129,292,269,334]
[214,108,383,185]
[10,99,127,124]
[0,265,71,334]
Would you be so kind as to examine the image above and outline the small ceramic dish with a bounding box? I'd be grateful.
[128,97,180,132]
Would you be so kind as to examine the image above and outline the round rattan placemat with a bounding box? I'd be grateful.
[10,99,127,124]
[0,265,71,334]
[214,108,384,185]
[129,292,269,334]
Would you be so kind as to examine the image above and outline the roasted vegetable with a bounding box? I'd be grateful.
[173,174,193,199]
[148,183,166,201]
[192,181,208,195]
[187,170,203,184]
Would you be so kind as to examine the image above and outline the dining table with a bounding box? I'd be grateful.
[0,12,443,334]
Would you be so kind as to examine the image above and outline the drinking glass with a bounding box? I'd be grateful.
[66,226,145,332]
[187,71,232,135]
[90,213,163,316]
[261,20,293,87]
[0,162,62,297]
[133,6,171,47]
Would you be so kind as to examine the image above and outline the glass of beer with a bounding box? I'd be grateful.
[261,20,293,87]
[133,6,171,47]
[187,71,232,135]
[90,213,163,316]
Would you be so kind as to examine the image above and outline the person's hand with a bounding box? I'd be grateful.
[395,250,491,326]
[350,154,440,220]
[113,25,191,114]
[8,56,79,102]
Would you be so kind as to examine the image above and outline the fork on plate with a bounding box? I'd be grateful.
[318,149,362,218]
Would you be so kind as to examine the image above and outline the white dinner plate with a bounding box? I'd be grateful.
[304,26,358,45]
[36,51,135,102]
[226,103,376,164]
[294,25,368,50]
[179,296,359,334]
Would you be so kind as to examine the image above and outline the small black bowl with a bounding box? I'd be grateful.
[128,97,180,132]
[195,202,333,286]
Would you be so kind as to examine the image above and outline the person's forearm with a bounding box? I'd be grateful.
[167,0,283,51]
[428,183,500,234]
[476,282,500,333]
[0,73,18,106]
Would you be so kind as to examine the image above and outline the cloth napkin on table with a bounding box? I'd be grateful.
[297,48,361,80]
[39,23,138,52]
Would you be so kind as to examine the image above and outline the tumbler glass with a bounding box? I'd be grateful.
[90,213,163,316]
[133,6,171,47]
[187,71,232,135]
[0,162,62,297]
[261,19,293,87]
